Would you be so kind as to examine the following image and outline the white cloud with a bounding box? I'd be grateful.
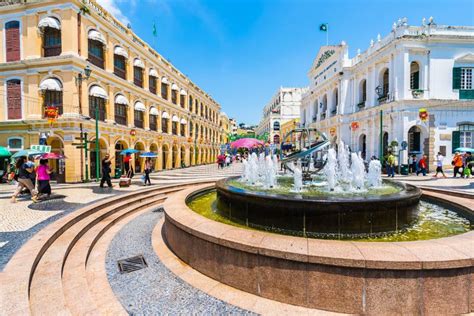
[96,0,131,25]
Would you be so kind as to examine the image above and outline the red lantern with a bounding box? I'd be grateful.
[419,108,428,122]
[351,122,360,131]
[130,129,137,136]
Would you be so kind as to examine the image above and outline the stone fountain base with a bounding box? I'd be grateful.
[162,184,473,315]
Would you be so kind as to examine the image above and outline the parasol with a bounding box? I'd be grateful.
[230,138,264,149]
[120,149,140,155]
[139,152,158,158]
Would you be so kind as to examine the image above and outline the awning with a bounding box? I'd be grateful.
[161,76,169,84]
[149,107,159,115]
[180,118,187,124]
[133,58,145,68]
[38,16,60,30]
[115,94,128,105]
[172,115,179,122]
[180,89,187,96]
[134,101,146,112]
[171,83,179,91]
[89,85,108,99]
[161,111,170,119]
[149,68,158,77]
[114,46,128,58]
[88,29,106,44]
[39,78,62,91]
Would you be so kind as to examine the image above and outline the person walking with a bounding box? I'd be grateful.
[386,152,396,178]
[143,158,152,186]
[452,152,463,178]
[409,155,418,174]
[36,159,52,198]
[100,153,114,188]
[11,156,38,203]
[416,155,428,176]
[432,152,447,178]
[464,152,473,178]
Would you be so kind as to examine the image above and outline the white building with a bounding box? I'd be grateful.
[301,18,474,167]
[256,87,307,143]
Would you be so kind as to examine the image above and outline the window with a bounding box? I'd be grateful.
[172,121,178,135]
[134,66,143,87]
[43,90,63,116]
[162,118,169,133]
[89,96,106,121]
[88,39,104,69]
[171,90,177,104]
[6,79,21,119]
[180,123,186,136]
[43,27,61,57]
[114,55,126,79]
[180,95,185,108]
[273,121,280,131]
[8,137,23,151]
[5,21,20,62]
[460,124,474,148]
[189,96,193,110]
[408,126,421,153]
[149,76,157,94]
[149,114,157,131]
[115,103,127,125]
[134,110,144,128]
[461,68,472,90]
[410,62,420,90]
[382,69,389,97]
[359,79,367,107]
[161,82,168,99]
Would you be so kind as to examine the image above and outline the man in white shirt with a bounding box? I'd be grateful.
[433,152,447,178]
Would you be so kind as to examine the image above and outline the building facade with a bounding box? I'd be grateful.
[301,18,474,167]
[219,112,230,144]
[256,87,306,144]
[0,0,222,182]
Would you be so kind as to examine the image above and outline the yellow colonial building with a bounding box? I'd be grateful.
[219,112,231,144]
[0,0,222,182]
[280,118,299,142]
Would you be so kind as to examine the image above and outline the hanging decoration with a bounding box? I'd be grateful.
[350,122,360,131]
[418,108,428,122]
[44,106,59,124]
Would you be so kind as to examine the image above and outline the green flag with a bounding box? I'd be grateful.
[152,22,157,37]
[319,23,328,32]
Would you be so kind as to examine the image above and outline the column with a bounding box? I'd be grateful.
[143,101,150,130]
[105,33,114,72]
[157,111,162,132]
[143,63,149,91]
[60,9,78,56]
[106,84,114,123]
[127,92,134,127]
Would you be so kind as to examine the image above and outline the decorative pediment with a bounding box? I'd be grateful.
[311,46,340,70]
[455,53,474,63]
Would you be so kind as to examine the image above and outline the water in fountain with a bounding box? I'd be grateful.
[325,148,338,191]
[351,152,366,190]
[293,164,303,192]
[368,159,383,187]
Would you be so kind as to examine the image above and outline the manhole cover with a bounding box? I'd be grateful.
[117,255,147,274]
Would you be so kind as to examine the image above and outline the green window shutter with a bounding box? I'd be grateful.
[452,67,461,90]
[460,89,474,100]
[452,131,460,153]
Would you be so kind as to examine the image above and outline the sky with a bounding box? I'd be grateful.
[97,0,474,125]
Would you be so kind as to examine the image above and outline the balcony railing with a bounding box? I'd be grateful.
[377,95,389,104]
[44,45,61,57]
[134,119,144,129]
[357,101,366,110]
[88,54,104,69]
[114,67,126,80]
[115,114,127,126]
[411,89,424,99]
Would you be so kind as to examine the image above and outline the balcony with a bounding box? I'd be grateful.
[377,95,389,104]
[411,89,424,99]
[114,67,126,80]
[88,54,104,69]
[357,101,366,110]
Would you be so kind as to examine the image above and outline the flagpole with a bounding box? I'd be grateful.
[326,23,329,45]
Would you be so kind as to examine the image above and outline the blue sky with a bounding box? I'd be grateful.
[98,0,474,125]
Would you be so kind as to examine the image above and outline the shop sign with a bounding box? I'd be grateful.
[31,145,51,153]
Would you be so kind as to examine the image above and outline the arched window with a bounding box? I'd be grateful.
[321,94,328,119]
[359,79,367,106]
[189,96,193,111]
[88,85,107,121]
[180,118,187,137]
[410,62,420,90]
[133,58,144,87]
[39,17,61,57]
[161,111,170,133]
[134,101,145,128]
[149,69,158,94]
[332,88,338,116]
[88,30,105,69]
[40,77,63,116]
[180,89,187,108]
[273,121,280,131]
[6,79,21,119]
[172,115,179,135]
[383,132,389,156]
[113,46,127,79]
[171,84,178,104]
[359,134,367,160]
[312,100,318,121]
[408,126,422,153]
[114,94,128,125]
[149,107,159,131]
[381,69,389,98]
[161,77,169,100]
[5,21,20,62]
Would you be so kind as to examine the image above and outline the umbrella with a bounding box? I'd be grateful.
[120,149,140,155]
[11,149,44,159]
[0,146,11,157]
[454,147,474,153]
[140,152,158,158]
[39,152,66,160]
[230,138,264,149]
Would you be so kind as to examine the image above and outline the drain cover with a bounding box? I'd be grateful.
[117,255,147,274]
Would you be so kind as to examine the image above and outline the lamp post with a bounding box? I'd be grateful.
[75,65,92,181]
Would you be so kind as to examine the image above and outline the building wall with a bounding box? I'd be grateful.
[0,0,222,182]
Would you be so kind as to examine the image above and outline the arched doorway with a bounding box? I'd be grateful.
[359,134,367,160]
[47,136,65,183]
[89,138,108,180]
[162,144,169,170]
[172,145,179,168]
[180,145,186,167]
[150,143,158,171]
[134,142,145,173]
[190,146,195,166]
[383,132,389,156]
[114,140,128,175]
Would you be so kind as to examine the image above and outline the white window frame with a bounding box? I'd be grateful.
[7,136,24,151]
[460,68,473,90]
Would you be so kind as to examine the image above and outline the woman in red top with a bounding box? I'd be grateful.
[123,153,131,173]
[416,155,428,176]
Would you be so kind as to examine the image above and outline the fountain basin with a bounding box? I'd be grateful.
[162,184,474,314]
[215,176,422,238]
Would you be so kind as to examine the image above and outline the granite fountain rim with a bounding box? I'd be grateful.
[163,183,474,271]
